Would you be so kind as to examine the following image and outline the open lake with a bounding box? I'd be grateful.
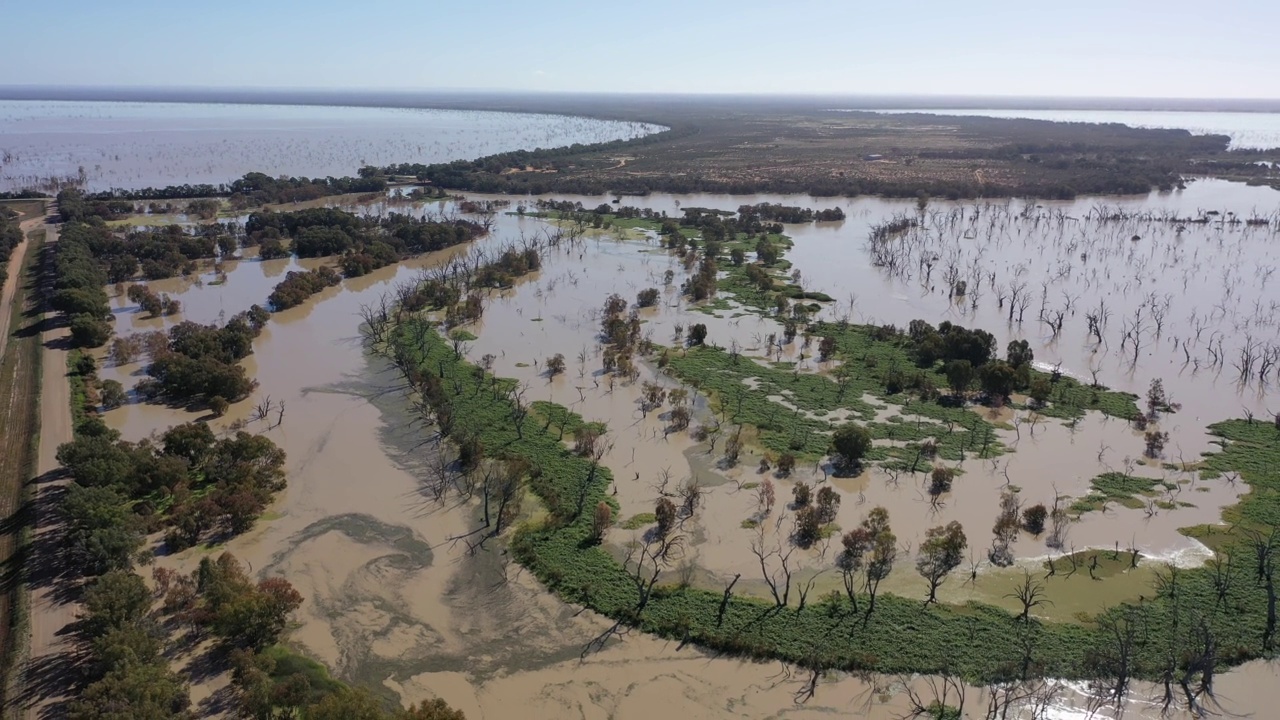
[0,100,664,192]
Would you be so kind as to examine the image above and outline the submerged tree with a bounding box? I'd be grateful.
[917,521,967,604]
[830,422,871,473]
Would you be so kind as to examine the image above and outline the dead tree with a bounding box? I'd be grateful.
[902,672,967,720]
[624,532,685,613]
[1245,527,1278,652]
[1005,570,1053,623]
[716,573,741,626]
[751,518,795,608]
[1085,606,1145,716]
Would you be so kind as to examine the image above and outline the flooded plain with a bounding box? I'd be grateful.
[92,179,1280,718]
[0,100,663,192]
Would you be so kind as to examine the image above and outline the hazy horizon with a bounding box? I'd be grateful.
[2,86,1279,115]
[3,0,1277,100]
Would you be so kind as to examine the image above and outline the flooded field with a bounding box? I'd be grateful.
[0,100,663,192]
[90,179,1280,718]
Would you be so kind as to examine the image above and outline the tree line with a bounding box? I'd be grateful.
[0,208,23,294]
[247,207,487,276]
[78,171,389,206]
[738,202,846,223]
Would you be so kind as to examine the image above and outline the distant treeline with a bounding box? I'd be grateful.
[0,189,49,200]
[739,203,845,223]
[374,123,686,181]
[393,155,1188,201]
[536,199,844,224]
[77,171,389,205]
[246,207,487,277]
[370,114,1255,201]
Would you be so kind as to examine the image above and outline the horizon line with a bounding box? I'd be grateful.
[2,85,1279,114]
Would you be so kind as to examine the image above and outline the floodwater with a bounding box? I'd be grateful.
[458,180,1280,439]
[853,108,1280,150]
[91,182,1280,718]
[0,100,663,192]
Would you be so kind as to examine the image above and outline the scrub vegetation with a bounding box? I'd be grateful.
[374,104,1275,200]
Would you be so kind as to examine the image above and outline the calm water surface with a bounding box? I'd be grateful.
[0,100,663,192]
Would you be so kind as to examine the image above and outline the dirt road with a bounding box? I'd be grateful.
[0,212,45,718]
[0,215,42,359]
[18,220,78,720]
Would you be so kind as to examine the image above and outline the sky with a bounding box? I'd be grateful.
[3,0,1278,99]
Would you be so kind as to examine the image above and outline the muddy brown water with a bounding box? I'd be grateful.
[93,183,1280,718]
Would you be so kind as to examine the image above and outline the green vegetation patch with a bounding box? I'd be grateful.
[666,341,1001,464]
[1070,472,1175,514]
[622,513,657,530]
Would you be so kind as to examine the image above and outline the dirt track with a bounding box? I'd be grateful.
[0,215,40,358]
[16,221,77,720]
[0,214,44,717]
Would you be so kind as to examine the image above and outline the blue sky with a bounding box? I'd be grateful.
[3,0,1277,98]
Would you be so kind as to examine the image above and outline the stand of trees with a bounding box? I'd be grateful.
[58,418,286,558]
[245,207,487,276]
[80,171,389,206]
[54,214,222,288]
[57,188,133,222]
[738,203,845,223]
[268,267,341,310]
[906,320,1036,402]
[53,221,114,347]
[370,263,1277,720]
[140,308,268,404]
[0,208,24,294]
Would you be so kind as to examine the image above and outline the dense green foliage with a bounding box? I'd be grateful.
[666,342,1001,464]
[1199,419,1280,529]
[81,170,389,205]
[245,207,486,274]
[57,419,286,553]
[57,188,134,222]
[142,308,268,403]
[1069,472,1175,514]
[738,202,846,223]
[0,208,23,294]
[69,572,189,720]
[268,266,341,310]
[52,221,114,347]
